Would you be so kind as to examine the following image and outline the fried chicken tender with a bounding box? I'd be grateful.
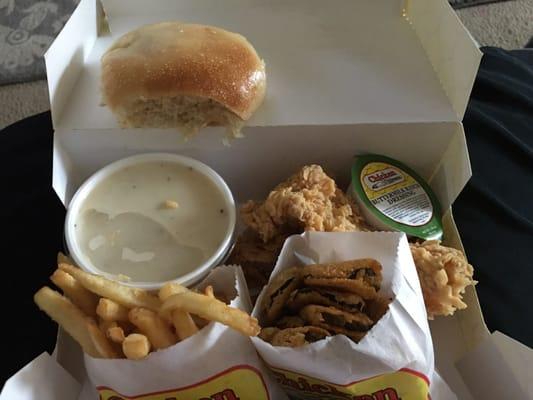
[242,165,367,242]
[410,240,475,319]
[228,229,287,268]
[235,164,476,320]
[226,229,288,297]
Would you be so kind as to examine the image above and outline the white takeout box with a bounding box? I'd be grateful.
[2,0,532,399]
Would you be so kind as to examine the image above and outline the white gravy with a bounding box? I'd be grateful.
[75,161,229,282]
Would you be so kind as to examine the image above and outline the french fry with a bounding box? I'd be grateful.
[50,269,98,317]
[171,310,199,340]
[158,282,198,339]
[191,314,211,329]
[194,285,215,332]
[34,287,99,357]
[99,319,129,344]
[96,298,130,322]
[117,320,136,335]
[204,285,230,305]
[98,319,118,334]
[100,318,132,331]
[161,291,260,336]
[87,318,120,359]
[108,326,126,344]
[158,282,189,302]
[59,263,161,311]
[128,308,177,349]
[204,285,215,298]
[57,252,75,266]
[122,334,151,360]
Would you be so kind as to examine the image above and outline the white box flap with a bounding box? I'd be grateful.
[456,331,533,399]
[405,0,482,120]
[44,0,98,128]
[490,332,533,397]
[53,122,469,211]
[0,353,81,400]
[46,0,478,131]
[55,329,89,385]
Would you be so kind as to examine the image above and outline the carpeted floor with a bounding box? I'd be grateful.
[456,0,533,48]
[450,0,514,8]
[1,0,532,129]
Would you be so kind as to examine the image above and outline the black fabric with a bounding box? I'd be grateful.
[454,47,533,347]
[0,47,532,386]
[0,112,64,385]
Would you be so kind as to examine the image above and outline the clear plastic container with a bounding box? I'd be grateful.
[64,153,236,290]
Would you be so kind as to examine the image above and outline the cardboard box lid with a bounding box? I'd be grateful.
[46,0,482,131]
[52,122,471,215]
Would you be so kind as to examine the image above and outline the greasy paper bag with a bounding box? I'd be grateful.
[251,232,456,400]
[82,265,287,400]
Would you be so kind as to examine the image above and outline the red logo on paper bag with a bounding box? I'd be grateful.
[363,168,404,191]
[270,366,430,400]
[97,365,269,400]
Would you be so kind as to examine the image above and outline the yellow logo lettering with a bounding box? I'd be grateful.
[270,367,429,400]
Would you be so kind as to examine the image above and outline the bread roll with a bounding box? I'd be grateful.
[101,22,266,138]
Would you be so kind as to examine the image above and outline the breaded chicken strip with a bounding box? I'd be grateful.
[410,240,475,319]
[242,165,367,242]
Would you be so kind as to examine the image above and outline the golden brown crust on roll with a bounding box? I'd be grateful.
[101,22,266,129]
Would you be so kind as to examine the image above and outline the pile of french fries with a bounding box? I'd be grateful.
[34,254,260,360]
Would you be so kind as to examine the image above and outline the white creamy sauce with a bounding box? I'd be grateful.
[75,161,228,282]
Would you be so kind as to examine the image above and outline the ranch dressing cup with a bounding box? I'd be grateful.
[65,153,236,290]
[348,154,443,240]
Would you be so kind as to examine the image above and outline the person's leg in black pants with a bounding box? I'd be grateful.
[454,47,533,347]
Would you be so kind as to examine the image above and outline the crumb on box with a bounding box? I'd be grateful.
[162,200,179,209]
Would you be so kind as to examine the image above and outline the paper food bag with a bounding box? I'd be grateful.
[251,232,456,400]
[82,265,288,400]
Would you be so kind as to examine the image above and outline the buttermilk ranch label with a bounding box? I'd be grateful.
[362,164,432,226]
[349,155,443,240]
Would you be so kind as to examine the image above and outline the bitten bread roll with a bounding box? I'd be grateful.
[101,22,266,138]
